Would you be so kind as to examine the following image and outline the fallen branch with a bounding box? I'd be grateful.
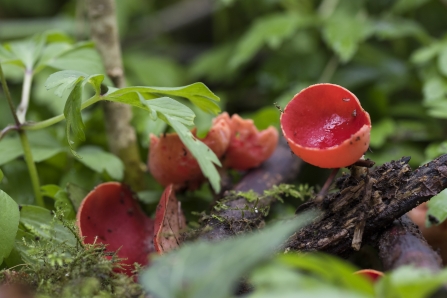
[198,139,303,242]
[286,155,447,256]
[377,215,442,271]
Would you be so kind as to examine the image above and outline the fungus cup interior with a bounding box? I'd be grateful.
[281,84,371,168]
[77,182,155,275]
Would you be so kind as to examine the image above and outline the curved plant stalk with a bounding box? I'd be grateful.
[87,0,145,191]
[0,63,43,207]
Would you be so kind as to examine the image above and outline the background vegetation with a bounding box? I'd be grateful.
[2,0,447,297]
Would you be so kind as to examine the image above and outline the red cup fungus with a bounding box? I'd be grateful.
[148,114,231,188]
[153,184,186,254]
[280,83,371,168]
[221,113,279,170]
[354,269,384,282]
[77,182,154,275]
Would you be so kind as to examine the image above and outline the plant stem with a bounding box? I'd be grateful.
[19,130,44,207]
[318,55,339,83]
[0,63,43,206]
[0,63,20,126]
[16,69,33,123]
[21,95,102,131]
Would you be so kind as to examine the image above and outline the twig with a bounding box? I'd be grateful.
[87,0,145,191]
[0,125,19,141]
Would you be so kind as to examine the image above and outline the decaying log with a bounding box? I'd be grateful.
[378,215,442,271]
[198,139,303,242]
[286,155,447,256]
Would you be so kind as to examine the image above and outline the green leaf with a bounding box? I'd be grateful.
[438,46,447,77]
[41,185,76,220]
[411,42,443,64]
[166,117,221,192]
[0,132,64,166]
[77,146,124,181]
[4,34,46,70]
[66,183,88,212]
[63,77,85,156]
[45,69,88,97]
[373,17,427,41]
[138,95,195,126]
[369,118,396,148]
[323,14,373,63]
[375,266,447,298]
[19,205,77,246]
[0,137,23,166]
[230,13,314,69]
[277,253,375,295]
[0,189,20,265]
[107,82,220,115]
[392,0,432,13]
[140,210,318,298]
[426,189,447,227]
[0,168,3,183]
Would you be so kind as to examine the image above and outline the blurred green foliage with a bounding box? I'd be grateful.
[2,0,447,295]
[0,0,447,229]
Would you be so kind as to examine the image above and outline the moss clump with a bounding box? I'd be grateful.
[0,212,144,298]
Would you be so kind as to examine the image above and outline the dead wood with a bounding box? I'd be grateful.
[377,215,442,271]
[286,155,447,256]
[198,139,303,242]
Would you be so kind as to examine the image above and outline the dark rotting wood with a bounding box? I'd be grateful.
[198,138,303,242]
[377,215,442,271]
[286,155,447,256]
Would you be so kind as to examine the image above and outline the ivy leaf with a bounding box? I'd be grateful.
[140,210,317,298]
[77,146,124,181]
[107,82,220,115]
[167,116,221,193]
[0,189,20,265]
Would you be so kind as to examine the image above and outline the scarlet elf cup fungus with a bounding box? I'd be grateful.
[77,182,155,275]
[280,84,371,168]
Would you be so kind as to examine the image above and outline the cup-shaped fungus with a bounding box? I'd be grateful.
[281,84,371,168]
[77,182,154,275]
[222,113,279,170]
[354,269,384,283]
[148,114,231,188]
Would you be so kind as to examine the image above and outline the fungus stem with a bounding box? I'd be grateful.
[315,168,340,203]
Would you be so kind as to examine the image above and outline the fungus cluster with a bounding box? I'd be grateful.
[280,83,371,168]
[149,112,278,188]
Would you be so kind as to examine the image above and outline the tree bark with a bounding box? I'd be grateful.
[87,0,145,191]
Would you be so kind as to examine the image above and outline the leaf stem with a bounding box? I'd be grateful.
[19,130,44,207]
[16,69,33,123]
[21,95,102,131]
[0,63,21,126]
[0,63,43,206]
